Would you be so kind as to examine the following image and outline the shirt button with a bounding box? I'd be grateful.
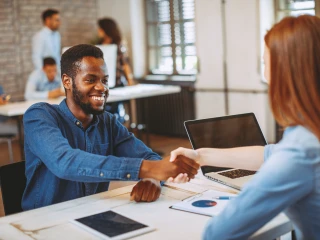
[76,121,80,126]
[100,172,104,177]
[126,173,131,179]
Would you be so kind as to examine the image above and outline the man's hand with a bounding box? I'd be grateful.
[166,148,201,183]
[130,178,161,202]
[48,88,65,99]
[139,155,200,181]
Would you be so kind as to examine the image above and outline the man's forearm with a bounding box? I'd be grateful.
[139,160,159,180]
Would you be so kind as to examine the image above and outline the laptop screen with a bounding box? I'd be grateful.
[184,113,267,150]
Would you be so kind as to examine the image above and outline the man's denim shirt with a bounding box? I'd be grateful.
[22,100,161,210]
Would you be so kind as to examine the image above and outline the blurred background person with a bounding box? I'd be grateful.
[97,18,134,123]
[97,18,134,87]
[32,9,61,70]
[0,86,10,106]
[0,85,18,158]
[25,57,64,100]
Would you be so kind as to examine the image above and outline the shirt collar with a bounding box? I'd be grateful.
[43,26,53,34]
[58,99,100,128]
[43,26,59,36]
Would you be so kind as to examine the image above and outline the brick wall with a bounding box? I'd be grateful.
[0,0,99,99]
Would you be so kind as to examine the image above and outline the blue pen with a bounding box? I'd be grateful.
[215,196,236,200]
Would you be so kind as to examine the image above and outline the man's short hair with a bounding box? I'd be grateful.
[61,44,104,80]
[42,9,59,22]
[43,57,56,67]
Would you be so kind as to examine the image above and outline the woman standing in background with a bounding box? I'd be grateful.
[97,18,134,87]
[97,18,134,123]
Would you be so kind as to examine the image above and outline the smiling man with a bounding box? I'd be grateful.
[22,44,199,210]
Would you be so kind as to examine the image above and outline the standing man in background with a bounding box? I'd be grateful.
[32,9,61,69]
[25,57,64,100]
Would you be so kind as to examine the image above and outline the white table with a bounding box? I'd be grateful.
[0,84,181,117]
[0,176,292,240]
[0,84,181,159]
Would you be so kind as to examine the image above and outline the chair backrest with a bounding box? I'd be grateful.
[0,161,26,215]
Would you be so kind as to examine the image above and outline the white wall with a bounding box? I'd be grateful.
[194,0,275,142]
[195,0,224,90]
[129,0,147,78]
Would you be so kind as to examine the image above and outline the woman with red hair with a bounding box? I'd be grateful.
[170,15,320,239]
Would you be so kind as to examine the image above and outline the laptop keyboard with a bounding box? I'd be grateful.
[218,169,256,179]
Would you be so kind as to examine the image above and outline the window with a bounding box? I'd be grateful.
[275,0,320,21]
[145,0,197,76]
[260,0,320,83]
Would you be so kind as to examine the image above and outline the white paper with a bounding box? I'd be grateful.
[170,190,237,217]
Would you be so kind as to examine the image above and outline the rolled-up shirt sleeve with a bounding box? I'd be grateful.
[202,144,313,240]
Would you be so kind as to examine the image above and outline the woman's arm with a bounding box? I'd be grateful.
[198,146,264,171]
[170,146,264,171]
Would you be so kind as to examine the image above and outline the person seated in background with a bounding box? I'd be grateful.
[97,18,134,123]
[25,57,64,100]
[0,85,10,105]
[169,15,320,240]
[22,44,199,210]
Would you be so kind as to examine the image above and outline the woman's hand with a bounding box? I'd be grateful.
[169,147,200,163]
[166,147,201,183]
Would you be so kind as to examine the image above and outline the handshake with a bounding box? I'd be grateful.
[132,148,200,202]
[139,150,200,182]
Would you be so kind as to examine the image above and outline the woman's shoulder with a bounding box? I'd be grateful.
[274,125,320,163]
[281,125,319,147]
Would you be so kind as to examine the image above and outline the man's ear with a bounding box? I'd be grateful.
[62,74,72,90]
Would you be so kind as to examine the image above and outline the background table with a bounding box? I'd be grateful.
[0,84,181,117]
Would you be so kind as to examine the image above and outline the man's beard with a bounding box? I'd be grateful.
[72,81,107,115]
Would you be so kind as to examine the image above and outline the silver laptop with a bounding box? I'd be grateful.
[184,113,267,190]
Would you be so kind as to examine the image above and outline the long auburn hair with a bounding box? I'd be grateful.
[98,18,122,46]
[265,15,320,139]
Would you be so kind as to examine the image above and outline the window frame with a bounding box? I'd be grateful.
[274,0,320,21]
[144,0,197,78]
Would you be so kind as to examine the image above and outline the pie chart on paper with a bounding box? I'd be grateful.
[192,200,217,208]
